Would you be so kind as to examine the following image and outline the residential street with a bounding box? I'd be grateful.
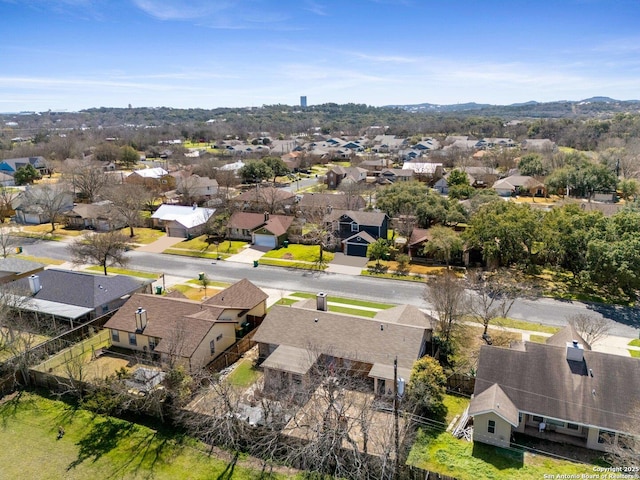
[18,236,640,339]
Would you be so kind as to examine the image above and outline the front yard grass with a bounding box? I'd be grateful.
[629,349,640,358]
[492,318,561,335]
[0,391,287,480]
[116,227,165,244]
[628,339,640,347]
[16,224,82,241]
[262,244,334,263]
[85,266,160,279]
[164,237,247,258]
[11,254,66,266]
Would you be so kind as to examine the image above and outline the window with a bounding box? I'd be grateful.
[532,415,544,423]
[488,420,496,434]
[567,423,580,431]
[351,223,359,232]
[216,334,223,341]
[102,305,109,313]
[598,430,615,445]
[210,340,215,355]
[128,332,137,346]
[111,330,120,342]
[149,338,156,351]
[546,418,564,427]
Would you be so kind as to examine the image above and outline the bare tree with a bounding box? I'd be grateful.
[0,223,19,258]
[19,183,73,232]
[467,271,519,337]
[103,183,151,237]
[62,159,110,203]
[425,271,467,344]
[67,231,131,275]
[567,313,611,346]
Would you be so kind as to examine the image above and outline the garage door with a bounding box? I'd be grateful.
[254,234,276,248]
[345,242,369,257]
[167,227,187,238]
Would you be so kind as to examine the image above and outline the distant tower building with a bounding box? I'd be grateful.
[300,96,307,108]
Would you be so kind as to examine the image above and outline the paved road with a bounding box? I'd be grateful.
[20,237,640,338]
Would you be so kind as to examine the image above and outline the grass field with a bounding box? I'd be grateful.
[262,244,335,263]
[116,227,165,245]
[85,266,160,279]
[227,359,262,387]
[11,253,66,266]
[0,392,289,480]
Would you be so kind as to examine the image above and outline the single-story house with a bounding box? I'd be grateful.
[253,293,434,400]
[124,167,175,191]
[227,211,295,248]
[13,269,151,326]
[12,185,74,225]
[151,204,215,238]
[63,200,126,231]
[492,175,546,197]
[470,325,640,452]
[296,193,366,215]
[401,162,443,184]
[377,168,414,184]
[104,279,267,372]
[231,186,296,214]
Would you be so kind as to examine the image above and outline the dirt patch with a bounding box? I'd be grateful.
[282,253,294,260]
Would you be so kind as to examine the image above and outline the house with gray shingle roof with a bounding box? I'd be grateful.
[227,211,295,248]
[324,209,388,256]
[254,294,433,400]
[470,325,640,452]
[104,278,267,372]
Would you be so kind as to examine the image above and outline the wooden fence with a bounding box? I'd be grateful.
[207,329,257,373]
[446,373,475,395]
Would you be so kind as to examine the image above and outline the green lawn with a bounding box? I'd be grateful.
[258,259,329,270]
[164,238,247,258]
[492,318,560,334]
[289,292,394,310]
[407,428,598,480]
[116,227,165,244]
[629,349,640,358]
[10,254,66,266]
[262,244,335,263]
[0,392,289,480]
[628,339,640,347]
[528,334,549,343]
[85,266,159,279]
[227,359,262,387]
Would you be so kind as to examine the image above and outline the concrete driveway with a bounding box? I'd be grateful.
[326,252,368,275]
[226,245,271,264]
[135,235,185,253]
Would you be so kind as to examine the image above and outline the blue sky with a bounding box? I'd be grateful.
[2,0,640,112]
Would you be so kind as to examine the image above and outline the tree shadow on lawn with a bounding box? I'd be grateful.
[0,390,27,427]
[67,418,136,470]
[472,442,524,470]
[216,451,239,480]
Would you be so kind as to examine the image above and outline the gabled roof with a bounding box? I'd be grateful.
[492,175,544,190]
[233,186,295,203]
[151,204,215,228]
[257,215,294,236]
[297,193,365,211]
[409,228,432,247]
[469,384,519,427]
[228,212,293,231]
[253,304,428,372]
[0,257,45,276]
[472,341,640,434]
[15,269,147,309]
[326,209,387,227]
[130,167,168,179]
[63,201,123,221]
[546,324,591,350]
[401,162,443,174]
[374,304,435,329]
[0,156,47,172]
[342,230,376,244]
[203,278,268,309]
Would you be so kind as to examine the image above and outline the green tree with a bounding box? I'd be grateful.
[14,164,41,185]
[375,181,428,218]
[447,183,475,200]
[367,238,390,268]
[262,156,290,184]
[119,145,139,167]
[446,170,469,187]
[422,225,463,268]
[238,161,272,184]
[406,356,446,417]
[464,201,541,267]
[518,153,548,177]
[618,178,639,202]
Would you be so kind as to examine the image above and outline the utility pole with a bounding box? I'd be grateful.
[394,356,399,480]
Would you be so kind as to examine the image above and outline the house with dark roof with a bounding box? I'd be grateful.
[104,279,267,371]
[227,211,295,248]
[296,193,366,215]
[253,293,433,400]
[63,200,126,231]
[469,325,640,452]
[0,258,45,284]
[325,166,367,189]
[13,269,151,326]
[377,168,414,184]
[230,186,296,214]
[324,209,389,256]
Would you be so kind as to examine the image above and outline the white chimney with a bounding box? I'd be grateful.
[28,274,41,294]
[566,340,584,362]
[316,292,327,311]
[135,307,148,331]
